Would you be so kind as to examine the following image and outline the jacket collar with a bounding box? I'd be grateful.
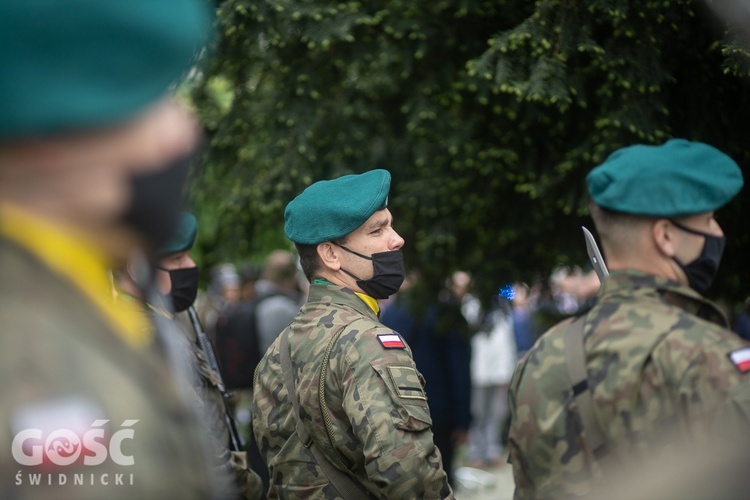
[600,270,728,328]
[307,282,380,320]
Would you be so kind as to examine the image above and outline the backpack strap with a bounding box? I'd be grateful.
[564,314,607,460]
[279,328,372,500]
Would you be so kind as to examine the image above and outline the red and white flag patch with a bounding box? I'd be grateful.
[729,347,750,373]
[377,334,405,349]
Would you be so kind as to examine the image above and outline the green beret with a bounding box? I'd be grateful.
[0,0,211,139]
[158,212,198,256]
[285,170,391,244]
[587,139,744,216]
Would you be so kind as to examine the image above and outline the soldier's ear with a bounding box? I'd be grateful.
[316,242,341,271]
[652,219,677,257]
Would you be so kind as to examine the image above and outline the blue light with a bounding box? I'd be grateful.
[498,284,515,301]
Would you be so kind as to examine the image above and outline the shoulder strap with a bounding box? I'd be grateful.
[318,318,372,467]
[279,330,372,500]
[564,314,607,459]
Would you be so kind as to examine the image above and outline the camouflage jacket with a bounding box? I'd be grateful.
[0,236,218,499]
[253,283,453,499]
[509,271,750,499]
[174,310,264,500]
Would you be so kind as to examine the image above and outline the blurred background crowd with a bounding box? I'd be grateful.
[197,252,750,493]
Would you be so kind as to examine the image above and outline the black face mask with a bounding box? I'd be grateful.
[335,244,405,299]
[160,266,199,312]
[121,154,192,255]
[670,220,726,294]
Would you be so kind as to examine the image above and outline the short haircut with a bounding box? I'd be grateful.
[295,243,321,282]
[589,202,655,259]
[295,233,352,282]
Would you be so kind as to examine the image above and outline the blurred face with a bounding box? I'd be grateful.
[156,250,196,295]
[221,286,240,304]
[513,283,530,307]
[451,271,471,297]
[0,98,199,261]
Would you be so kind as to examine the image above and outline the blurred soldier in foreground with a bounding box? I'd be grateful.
[253,170,453,498]
[508,139,748,499]
[114,212,263,499]
[0,1,222,498]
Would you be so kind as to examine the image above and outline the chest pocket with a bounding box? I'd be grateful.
[371,360,433,432]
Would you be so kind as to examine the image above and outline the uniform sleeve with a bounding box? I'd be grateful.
[186,331,265,499]
[339,336,454,499]
[668,338,750,433]
[506,318,581,500]
[228,451,265,500]
[507,355,535,500]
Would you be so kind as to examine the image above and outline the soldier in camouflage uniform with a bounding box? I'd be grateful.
[253,170,453,499]
[116,212,263,499]
[508,139,749,499]
[0,1,226,498]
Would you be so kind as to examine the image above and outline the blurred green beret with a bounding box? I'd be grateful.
[0,0,211,139]
[587,139,744,216]
[285,170,391,244]
[158,212,197,256]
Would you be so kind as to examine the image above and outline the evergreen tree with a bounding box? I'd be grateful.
[189,0,749,304]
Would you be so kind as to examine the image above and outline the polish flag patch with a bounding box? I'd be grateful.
[377,334,405,349]
[729,347,750,373]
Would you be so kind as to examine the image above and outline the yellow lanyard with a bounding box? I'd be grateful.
[0,203,151,349]
[312,277,380,315]
[354,292,380,316]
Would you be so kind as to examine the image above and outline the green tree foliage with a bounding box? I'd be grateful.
[189,0,749,305]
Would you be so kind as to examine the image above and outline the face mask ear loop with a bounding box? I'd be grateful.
[669,219,705,274]
[332,242,373,261]
[332,242,373,283]
[669,219,712,238]
[339,267,364,282]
